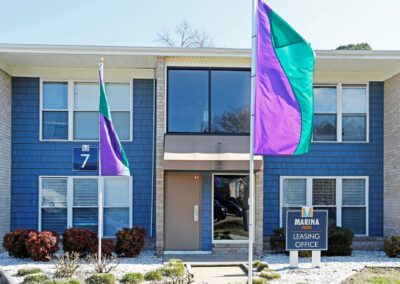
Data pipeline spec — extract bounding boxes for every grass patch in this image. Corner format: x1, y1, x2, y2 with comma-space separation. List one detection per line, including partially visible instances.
343, 267, 400, 284
144, 270, 163, 281
252, 260, 269, 272
17, 268, 43, 277
252, 278, 267, 284
260, 271, 281, 280
85, 273, 116, 284
23, 274, 49, 284
120, 273, 144, 284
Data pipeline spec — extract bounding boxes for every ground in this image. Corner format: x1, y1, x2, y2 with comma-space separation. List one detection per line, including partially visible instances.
0, 251, 399, 284
342, 267, 400, 284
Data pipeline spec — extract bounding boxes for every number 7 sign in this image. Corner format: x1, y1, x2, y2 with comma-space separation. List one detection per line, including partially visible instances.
73, 147, 98, 171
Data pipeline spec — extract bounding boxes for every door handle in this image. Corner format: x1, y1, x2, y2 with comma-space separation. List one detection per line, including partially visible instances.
194, 205, 199, 222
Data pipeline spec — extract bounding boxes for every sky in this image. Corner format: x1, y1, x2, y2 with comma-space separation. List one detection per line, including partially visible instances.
1, 0, 400, 50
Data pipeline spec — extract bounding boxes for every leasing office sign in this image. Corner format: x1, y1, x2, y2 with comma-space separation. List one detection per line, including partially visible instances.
286, 208, 328, 251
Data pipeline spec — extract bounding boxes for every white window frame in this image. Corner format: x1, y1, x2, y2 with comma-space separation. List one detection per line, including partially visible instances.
313, 83, 369, 143
279, 176, 369, 236
39, 79, 134, 142
39, 175, 133, 238
211, 173, 255, 244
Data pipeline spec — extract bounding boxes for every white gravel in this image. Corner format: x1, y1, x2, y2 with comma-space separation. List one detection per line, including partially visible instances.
262, 251, 400, 284
0, 250, 163, 283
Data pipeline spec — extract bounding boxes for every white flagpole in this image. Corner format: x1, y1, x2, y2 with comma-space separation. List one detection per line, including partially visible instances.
98, 58, 104, 263
248, 0, 258, 282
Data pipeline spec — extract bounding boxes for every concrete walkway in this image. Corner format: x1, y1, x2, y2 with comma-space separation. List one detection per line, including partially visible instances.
163, 254, 249, 265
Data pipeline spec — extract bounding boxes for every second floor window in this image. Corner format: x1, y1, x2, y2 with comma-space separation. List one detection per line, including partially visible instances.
41, 81, 132, 141
167, 68, 251, 134
313, 84, 368, 142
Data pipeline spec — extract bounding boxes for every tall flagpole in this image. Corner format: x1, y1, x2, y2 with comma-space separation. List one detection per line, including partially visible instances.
248, 0, 258, 282
98, 58, 104, 263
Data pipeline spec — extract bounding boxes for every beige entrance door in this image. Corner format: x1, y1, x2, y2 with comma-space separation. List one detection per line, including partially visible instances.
165, 173, 201, 251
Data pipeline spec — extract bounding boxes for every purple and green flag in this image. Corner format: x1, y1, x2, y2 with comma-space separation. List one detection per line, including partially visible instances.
254, 0, 315, 155
99, 62, 130, 176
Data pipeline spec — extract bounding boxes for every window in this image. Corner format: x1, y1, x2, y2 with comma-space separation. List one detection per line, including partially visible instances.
167, 69, 251, 134
281, 176, 368, 235
42, 82, 68, 140
41, 81, 132, 141
313, 84, 368, 142
40, 176, 132, 237
213, 174, 249, 242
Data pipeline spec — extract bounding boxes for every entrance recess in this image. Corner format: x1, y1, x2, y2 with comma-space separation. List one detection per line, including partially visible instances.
165, 173, 202, 251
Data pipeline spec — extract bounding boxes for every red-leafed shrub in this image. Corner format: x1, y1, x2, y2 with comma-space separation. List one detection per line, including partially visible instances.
62, 228, 97, 256
89, 239, 115, 257
25, 230, 59, 261
3, 229, 30, 258
115, 227, 146, 257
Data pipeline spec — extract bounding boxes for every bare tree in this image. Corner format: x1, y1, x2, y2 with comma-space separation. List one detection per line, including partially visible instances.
156, 19, 213, 48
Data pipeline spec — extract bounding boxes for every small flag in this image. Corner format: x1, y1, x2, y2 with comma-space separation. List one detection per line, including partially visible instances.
99, 60, 130, 176
254, 0, 315, 155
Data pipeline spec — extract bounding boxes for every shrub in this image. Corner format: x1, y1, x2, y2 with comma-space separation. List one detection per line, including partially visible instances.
25, 230, 59, 261
323, 226, 354, 256
53, 252, 81, 278
384, 236, 400, 258
299, 251, 312, 258
253, 260, 269, 272
162, 266, 185, 277
144, 270, 163, 281
44, 279, 80, 284
3, 229, 30, 258
89, 239, 115, 257
23, 274, 49, 283
115, 227, 146, 257
252, 278, 267, 284
63, 228, 97, 256
17, 268, 43, 277
260, 271, 281, 280
120, 273, 144, 284
269, 228, 285, 252
85, 273, 116, 284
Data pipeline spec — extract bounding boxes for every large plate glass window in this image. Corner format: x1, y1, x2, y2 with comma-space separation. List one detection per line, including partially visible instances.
281, 178, 306, 226
42, 82, 68, 140
313, 86, 337, 141
167, 69, 251, 134
213, 175, 249, 242
41, 178, 68, 234
73, 82, 131, 140
312, 179, 337, 227
342, 86, 367, 141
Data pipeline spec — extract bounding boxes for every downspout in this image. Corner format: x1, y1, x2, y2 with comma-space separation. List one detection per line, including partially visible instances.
149, 68, 156, 238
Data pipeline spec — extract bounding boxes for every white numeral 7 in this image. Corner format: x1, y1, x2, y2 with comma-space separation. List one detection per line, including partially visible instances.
81, 153, 90, 168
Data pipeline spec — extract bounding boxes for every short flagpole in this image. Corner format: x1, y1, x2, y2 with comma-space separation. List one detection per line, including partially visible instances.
98, 58, 104, 264
248, 0, 258, 283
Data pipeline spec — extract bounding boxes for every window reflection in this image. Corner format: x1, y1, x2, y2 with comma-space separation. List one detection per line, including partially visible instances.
213, 175, 249, 241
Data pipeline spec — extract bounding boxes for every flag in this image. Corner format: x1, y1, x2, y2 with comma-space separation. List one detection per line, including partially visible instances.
99, 61, 130, 176
254, 0, 315, 155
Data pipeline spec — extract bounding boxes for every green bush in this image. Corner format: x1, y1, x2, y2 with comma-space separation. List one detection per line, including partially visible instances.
85, 274, 116, 284
253, 260, 269, 272
17, 268, 43, 277
23, 274, 49, 283
161, 266, 185, 277
269, 228, 285, 252
144, 270, 163, 281
384, 236, 400, 258
120, 273, 144, 284
299, 251, 312, 258
44, 279, 80, 284
323, 226, 354, 256
260, 271, 281, 280
252, 278, 267, 284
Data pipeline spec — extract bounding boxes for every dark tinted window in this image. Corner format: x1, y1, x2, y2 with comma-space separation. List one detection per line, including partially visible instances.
168, 70, 209, 132
211, 71, 251, 133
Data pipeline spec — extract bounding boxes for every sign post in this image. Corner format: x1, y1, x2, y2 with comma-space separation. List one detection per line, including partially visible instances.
286, 207, 328, 268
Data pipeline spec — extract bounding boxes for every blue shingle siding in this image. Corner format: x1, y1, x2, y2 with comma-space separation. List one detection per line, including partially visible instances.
11, 77, 156, 236
201, 173, 212, 251
263, 82, 384, 237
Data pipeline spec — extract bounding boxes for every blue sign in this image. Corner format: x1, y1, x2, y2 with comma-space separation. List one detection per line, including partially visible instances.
73, 147, 98, 171
286, 209, 328, 251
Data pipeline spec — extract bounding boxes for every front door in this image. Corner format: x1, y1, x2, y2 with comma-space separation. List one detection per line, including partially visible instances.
165, 173, 201, 251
